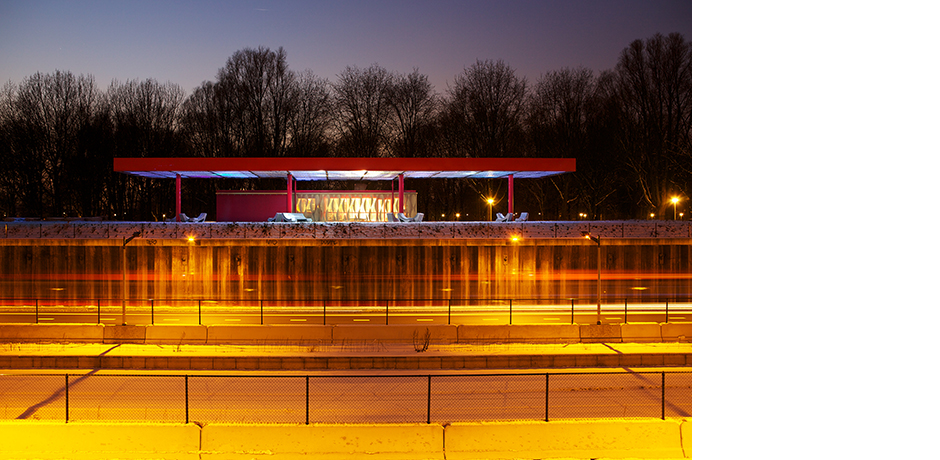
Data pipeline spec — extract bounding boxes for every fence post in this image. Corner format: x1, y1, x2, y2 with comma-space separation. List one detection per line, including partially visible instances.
185, 375, 189, 424
427, 375, 432, 424
65, 374, 69, 422
544, 373, 550, 422
571, 299, 575, 324
665, 301, 669, 323
447, 299, 452, 325
97, 299, 101, 324
385, 300, 389, 325
661, 372, 666, 420
509, 299, 513, 325
306, 376, 310, 425
35, 299, 38, 323
260, 300, 264, 325
198, 300, 202, 325
624, 300, 628, 324
323, 300, 327, 325
150, 299, 154, 325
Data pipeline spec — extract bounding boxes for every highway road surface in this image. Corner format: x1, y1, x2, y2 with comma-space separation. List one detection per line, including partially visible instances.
0, 301, 691, 326
0, 369, 691, 424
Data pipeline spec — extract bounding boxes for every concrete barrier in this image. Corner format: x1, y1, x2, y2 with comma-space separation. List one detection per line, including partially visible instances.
0, 420, 200, 459
206, 324, 333, 345
579, 324, 622, 342
201, 423, 444, 459
0, 419, 689, 459
144, 325, 207, 344
622, 323, 664, 342
444, 419, 688, 460
681, 419, 692, 456
332, 324, 458, 344
662, 322, 692, 342
0, 324, 103, 343
457, 324, 581, 343
103, 324, 146, 344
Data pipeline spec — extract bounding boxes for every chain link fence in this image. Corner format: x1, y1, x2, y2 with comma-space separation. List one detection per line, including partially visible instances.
0, 371, 690, 424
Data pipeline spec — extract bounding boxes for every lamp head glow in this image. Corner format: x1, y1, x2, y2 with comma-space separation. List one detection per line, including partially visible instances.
671, 197, 679, 204
187, 235, 196, 243
510, 235, 520, 242
487, 198, 494, 205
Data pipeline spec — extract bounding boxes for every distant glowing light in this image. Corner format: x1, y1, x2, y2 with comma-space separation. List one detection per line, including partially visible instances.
631, 287, 648, 290
510, 235, 520, 242
50, 287, 65, 291
187, 235, 196, 243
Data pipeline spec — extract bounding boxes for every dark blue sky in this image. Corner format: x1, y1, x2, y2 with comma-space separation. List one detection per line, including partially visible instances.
0, 0, 691, 94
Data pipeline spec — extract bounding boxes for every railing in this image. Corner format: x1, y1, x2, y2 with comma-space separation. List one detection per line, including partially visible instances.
0, 371, 691, 424
0, 295, 692, 325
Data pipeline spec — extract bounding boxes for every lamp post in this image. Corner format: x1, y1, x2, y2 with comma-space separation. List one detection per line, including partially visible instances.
121, 231, 141, 325
582, 232, 602, 325
487, 198, 495, 221
671, 197, 679, 220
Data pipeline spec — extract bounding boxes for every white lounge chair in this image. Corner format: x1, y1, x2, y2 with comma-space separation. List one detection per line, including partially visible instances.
192, 213, 207, 223
495, 213, 509, 222
396, 213, 412, 222
414, 213, 424, 222
387, 213, 398, 222
516, 212, 528, 222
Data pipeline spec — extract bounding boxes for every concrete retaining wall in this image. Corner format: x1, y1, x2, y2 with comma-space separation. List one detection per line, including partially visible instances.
3, 220, 691, 240
0, 419, 690, 459
0, 223, 690, 303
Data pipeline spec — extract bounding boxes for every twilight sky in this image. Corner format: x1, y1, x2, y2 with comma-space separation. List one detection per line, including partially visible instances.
0, 0, 691, 95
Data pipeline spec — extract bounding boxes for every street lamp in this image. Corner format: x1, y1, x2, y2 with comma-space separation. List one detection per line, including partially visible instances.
671, 197, 679, 220
486, 198, 495, 221
121, 231, 141, 325
582, 231, 602, 325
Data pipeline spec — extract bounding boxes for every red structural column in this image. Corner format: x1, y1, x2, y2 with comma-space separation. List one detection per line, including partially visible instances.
508, 174, 514, 218
398, 174, 405, 214
287, 173, 294, 213
175, 174, 181, 222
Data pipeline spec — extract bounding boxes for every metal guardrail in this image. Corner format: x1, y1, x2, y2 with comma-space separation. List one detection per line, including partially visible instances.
0, 371, 692, 424
0, 296, 692, 325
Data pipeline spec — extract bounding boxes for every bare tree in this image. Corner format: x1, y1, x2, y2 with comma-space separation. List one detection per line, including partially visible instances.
215, 46, 298, 157
0, 82, 20, 216
181, 80, 238, 157
107, 78, 186, 219
332, 64, 394, 157
3, 71, 99, 218
286, 70, 333, 157
527, 67, 596, 219
604, 33, 692, 216
388, 69, 438, 158
445, 59, 528, 158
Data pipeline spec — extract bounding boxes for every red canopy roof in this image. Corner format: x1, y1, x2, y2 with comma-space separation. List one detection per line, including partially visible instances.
114, 157, 576, 180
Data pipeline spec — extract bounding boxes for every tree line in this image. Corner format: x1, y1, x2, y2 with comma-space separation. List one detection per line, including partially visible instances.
0, 33, 690, 222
